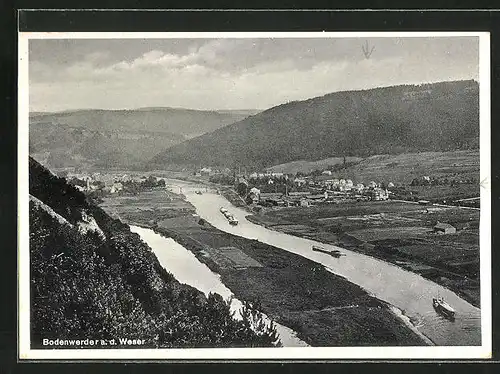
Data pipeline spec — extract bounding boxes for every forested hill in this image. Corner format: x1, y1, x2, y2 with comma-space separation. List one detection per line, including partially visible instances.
151, 80, 479, 169
28, 157, 279, 348
29, 107, 259, 137
29, 107, 259, 170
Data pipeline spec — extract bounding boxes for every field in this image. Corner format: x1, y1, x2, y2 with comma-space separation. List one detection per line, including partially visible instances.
326, 150, 479, 185
98, 189, 427, 347
249, 200, 480, 307
99, 189, 195, 226
407, 185, 479, 205
266, 156, 363, 174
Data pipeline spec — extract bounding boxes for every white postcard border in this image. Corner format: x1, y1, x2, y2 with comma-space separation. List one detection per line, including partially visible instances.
18, 31, 492, 360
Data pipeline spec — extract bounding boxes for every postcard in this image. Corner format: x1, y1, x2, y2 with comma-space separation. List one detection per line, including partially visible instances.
18, 30, 491, 360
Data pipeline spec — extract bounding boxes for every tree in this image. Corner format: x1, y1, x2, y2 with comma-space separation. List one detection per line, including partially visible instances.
239, 300, 282, 347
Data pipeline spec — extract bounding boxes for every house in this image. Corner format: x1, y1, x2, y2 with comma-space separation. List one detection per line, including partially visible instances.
249, 187, 261, 196
434, 222, 456, 235
294, 178, 306, 187
247, 193, 260, 205
366, 188, 389, 201
248, 187, 261, 203
200, 167, 212, 176
322, 170, 332, 175
355, 183, 365, 192
376, 189, 389, 200
110, 182, 123, 194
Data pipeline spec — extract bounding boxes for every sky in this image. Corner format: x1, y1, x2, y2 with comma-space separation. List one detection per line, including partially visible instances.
28, 36, 480, 112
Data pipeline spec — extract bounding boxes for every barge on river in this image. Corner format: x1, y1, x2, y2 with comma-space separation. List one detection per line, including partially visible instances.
220, 207, 239, 225
312, 245, 345, 258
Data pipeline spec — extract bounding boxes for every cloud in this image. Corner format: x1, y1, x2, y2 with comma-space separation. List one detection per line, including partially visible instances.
28, 37, 479, 112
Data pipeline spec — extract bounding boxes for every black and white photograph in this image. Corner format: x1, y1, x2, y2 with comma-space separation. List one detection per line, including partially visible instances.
18, 31, 491, 360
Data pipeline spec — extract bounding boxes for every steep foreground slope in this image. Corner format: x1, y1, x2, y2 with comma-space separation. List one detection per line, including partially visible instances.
29, 157, 279, 348
152, 80, 479, 169
29, 108, 258, 169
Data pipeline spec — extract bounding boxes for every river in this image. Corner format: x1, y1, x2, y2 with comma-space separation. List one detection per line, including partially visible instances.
165, 180, 481, 347
129, 225, 309, 347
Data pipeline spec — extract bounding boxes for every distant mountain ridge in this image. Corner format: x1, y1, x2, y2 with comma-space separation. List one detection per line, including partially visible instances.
29, 107, 259, 169
151, 80, 479, 170
29, 107, 260, 137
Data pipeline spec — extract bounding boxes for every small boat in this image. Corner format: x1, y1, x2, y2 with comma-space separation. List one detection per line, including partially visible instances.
195, 191, 203, 195
228, 218, 239, 226
433, 297, 456, 319
220, 207, 228, 214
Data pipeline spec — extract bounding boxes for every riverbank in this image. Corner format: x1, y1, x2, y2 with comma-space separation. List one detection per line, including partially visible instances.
386, 305, 435, 346
129, 225, 308, 347
218, 187, 252, 210
99, 188, 429, 347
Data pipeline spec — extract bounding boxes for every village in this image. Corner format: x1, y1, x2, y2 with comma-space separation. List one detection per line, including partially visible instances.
63, 171, 166, 197
200, 166, 478, 209
59, 159, 479, 212
234, 174, 391, 208
59, 166, 391, 203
